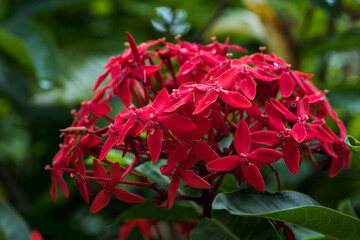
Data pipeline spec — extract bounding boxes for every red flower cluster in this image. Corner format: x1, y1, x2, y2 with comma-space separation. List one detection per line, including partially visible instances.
47, 33, 350, 220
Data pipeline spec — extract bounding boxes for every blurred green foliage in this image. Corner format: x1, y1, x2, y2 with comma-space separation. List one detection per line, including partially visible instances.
0, 0, 359, 239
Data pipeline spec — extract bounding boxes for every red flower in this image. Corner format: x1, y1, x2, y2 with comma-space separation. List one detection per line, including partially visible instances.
90, 161, 145, 213
207, 120, 282, 191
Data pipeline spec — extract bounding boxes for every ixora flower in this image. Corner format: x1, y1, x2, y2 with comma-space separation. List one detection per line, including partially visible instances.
47, 32, 351, 239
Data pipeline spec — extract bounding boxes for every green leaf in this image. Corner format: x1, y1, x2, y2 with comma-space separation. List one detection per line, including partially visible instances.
190, 210, 283, 240
0, 27, 34, 72
114, 201, 199, 222
307, 0, 341, 18
0, 198, 30, 240
302, 29, 360, 57
345, 135, 360, 161
5, 18, 61, 82
338, 199, 358, 219
213, 190, 360, 240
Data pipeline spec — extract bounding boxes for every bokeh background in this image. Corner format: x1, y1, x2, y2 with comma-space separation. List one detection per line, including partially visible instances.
0, 0, 360, 239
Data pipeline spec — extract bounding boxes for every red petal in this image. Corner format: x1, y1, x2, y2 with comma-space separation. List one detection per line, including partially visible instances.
168, 144, 190, 163
180, 170, 210, 189
245, 102, 263, 119
214, 67, 238, 89
93, 159, 108, 179
179, 56, 201, 75
240, 74, 257, 100
91, 102, 112, 116
168, 177, 180, 209
251, 131, 282, 145
111, 188, 145, 203
99, 131, 117, 161
53, 169, 69, 198
219, 90, 252, 109
115, 78, 131, 107
234, 120, 251, 154
283, 138, 300, 175
292, 123, 307, 143
153, 88, 169, 115
193, 90, 218, 115
279, 71, 295, 98
206, 156, 240, 171
90, 189, 111, 213
126, 32, 140, 62
74, 176, 90, 203
158, 114, 196, 132
296, 97, 309, 117
165, 93, 193, 113
142, 65, 161, 75
270, 98, 298, 122
264, 102, 285, 131
192, 141, 219, 162
92, 68, 110, 93
117, 114, 136, 145
136, 106, 157, 122
148, 124, 163, 163
160, 163, 176, 176
109, 162, 122, 187
329, 147, 351, 177
80, 134, 102, 148
247, 148, 283, 166
241, 163, 265, 192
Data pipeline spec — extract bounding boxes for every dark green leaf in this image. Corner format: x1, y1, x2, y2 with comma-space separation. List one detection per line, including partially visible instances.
302, 29, 360, 57
307, 0, 341, 18
114, 201, 199, 222
0, 27, 34, 72
345, 135, 360, 161
5, 18, 61, 82
190, 210, 283, 240
338, 199, 358, 219
0, 198, 30, 240
213, 190, 360, 240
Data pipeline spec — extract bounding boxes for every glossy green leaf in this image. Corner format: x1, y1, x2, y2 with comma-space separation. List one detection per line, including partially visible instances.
190, 210, 283, 240
0, 27, 34, 72
338, 199, 358, 219
0, 198, 30, 240
213, 190, 360, 240
345, 135, 360, 161
114, 201, 199, 222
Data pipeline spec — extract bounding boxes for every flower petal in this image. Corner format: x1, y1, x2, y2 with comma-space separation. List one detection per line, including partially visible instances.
99, 131, 117, 161
91, 102, 112, 116
126, 32, 140, 62
234, 119, 251, 154
292, 122, 307, 143
93, 159, 108, 179
117, 114, 136, 145
111, 188, 145, 203
180, 170, 210, 189
168, 144, 190, 163
264, 102, 285, 131
240, 73, 257, 100
158, 114, 196, 132
192, 141, 219, 162
251, 130, 282, 145
283, 138, 300, 175
92, 68, 110, 93
296, 97, 309, 117
193, 90, 218, 115
279, 71, 295, 98
247, 148, 283, 166
109, 162, 122, 187
153, 88, 170, 115
148, 124, 163, 163
206, 156, 240, 171
219, 90, 252, 109
90, 189, 111, 213
241, 163, 265, 192
270, 98, 298, 122
209, 67, 237, 89
168, 177, 180, 209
